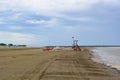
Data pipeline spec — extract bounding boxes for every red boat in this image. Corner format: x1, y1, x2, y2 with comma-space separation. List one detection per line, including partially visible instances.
43, 47, 53, 51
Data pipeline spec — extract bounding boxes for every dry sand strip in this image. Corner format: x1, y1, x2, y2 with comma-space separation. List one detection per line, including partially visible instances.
0, 48, 120, 80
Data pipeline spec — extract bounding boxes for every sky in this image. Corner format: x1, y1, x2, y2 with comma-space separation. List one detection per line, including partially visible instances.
0, 0, 120, 46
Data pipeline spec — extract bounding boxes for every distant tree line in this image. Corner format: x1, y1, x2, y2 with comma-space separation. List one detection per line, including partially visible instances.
0, 43, 27, 47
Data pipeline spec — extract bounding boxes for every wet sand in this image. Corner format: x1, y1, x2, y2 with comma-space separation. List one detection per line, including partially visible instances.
0, 48, 120, 80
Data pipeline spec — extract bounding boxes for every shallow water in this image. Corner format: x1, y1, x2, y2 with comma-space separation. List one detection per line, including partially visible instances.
92, 47, 120, 70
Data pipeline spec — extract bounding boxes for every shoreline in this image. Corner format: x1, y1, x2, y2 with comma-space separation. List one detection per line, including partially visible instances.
90, 51, 120, 74
90, 47, 120, 73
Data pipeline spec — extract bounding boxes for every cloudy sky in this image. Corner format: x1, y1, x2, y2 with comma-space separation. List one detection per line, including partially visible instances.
0, 0, 120, 46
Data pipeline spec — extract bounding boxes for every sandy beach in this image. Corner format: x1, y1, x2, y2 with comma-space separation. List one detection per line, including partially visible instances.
0, 48, 120, 80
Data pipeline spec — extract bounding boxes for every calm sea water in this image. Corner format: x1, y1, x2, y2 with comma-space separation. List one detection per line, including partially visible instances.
92, 47, 120, 70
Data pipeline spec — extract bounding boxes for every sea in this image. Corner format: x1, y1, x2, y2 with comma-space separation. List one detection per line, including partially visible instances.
91, 47, 120, 70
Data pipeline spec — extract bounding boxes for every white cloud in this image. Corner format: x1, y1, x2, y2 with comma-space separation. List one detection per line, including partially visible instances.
64, 25, 95, 33
26, 20, 46, 24
0, 31, 48, 46
0, 31, 34, 44
59, 14, 93, 22
26, 18, 59, 28
0, 0, 119, 26
11, 12, 23, 20
0, 0, 119, 15
0, 0, 119, 46
102, 0, 120, 6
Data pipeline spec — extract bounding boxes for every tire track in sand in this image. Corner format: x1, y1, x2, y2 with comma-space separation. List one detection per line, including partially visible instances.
38, 50, 120, 80
18, 53, 64, 80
